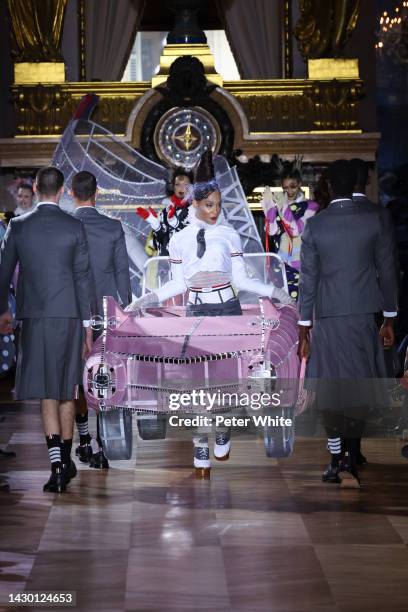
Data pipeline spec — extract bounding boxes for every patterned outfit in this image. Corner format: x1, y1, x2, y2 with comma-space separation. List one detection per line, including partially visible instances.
153, 195, 190, 256
265, 193, 318, 300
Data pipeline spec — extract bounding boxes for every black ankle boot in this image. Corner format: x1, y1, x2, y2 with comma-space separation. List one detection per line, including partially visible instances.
75, 443, 92, 463
43, 467, 66, 493
89, 450, 109, 469
322, 463, 341, 483
63, 460, 77, 484
339, 453, 361, 488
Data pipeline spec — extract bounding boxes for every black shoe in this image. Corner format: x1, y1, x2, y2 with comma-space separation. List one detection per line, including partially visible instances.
43, 468, 66, 493
63, 460, 77, 484
75, 443, 92, 463
356, 451, 367, 466
339, 462, 361, 489
401, 445, 408, 460
89, 450, 109, 469
0, 449, 16, 459
322, 463, 341, 483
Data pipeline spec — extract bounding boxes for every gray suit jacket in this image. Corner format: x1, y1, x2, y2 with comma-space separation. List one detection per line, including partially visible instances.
74, 207, 131, 316
299, 198, 398, 321
0, 203, 91, 320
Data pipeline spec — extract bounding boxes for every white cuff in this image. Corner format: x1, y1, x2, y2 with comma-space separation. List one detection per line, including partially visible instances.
298, 320, 312, 326
148, 217, 160, 232
383, 311, 397, 318
83, 320, 91, 328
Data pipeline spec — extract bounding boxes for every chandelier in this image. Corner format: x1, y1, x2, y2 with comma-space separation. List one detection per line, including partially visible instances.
376, 1, 408, 63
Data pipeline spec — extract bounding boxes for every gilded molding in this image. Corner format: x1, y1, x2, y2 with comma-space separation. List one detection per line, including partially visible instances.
0, 131, 380, 169
11, 77, 363, 138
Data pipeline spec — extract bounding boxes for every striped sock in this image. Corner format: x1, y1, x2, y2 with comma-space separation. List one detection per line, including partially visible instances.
328, 437, 342, 467
75, 412, 91, 445
45, 434, 62, 472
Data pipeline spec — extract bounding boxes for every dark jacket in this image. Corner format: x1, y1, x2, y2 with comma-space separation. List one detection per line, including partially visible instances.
74, 207, 131, 316
299, 198, 398, 321
0, 203, 91, 320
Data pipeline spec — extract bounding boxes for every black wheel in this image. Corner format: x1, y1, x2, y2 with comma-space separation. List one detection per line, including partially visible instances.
137, 415, 167, 440
98, 408, 133, 460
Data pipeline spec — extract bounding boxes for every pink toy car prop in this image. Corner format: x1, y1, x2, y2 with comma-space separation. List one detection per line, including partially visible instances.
84, 291, 302, 460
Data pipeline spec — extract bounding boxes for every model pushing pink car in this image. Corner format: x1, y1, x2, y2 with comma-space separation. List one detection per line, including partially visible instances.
84, 151, 301, 478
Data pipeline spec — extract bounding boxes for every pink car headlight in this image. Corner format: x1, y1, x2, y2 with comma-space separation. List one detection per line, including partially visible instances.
83, 353, 127, 411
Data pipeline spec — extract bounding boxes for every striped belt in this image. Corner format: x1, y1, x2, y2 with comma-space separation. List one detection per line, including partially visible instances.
188, 283, 236, 305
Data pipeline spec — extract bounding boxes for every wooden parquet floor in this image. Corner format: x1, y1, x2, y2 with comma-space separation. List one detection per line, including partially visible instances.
1, 381, 408, 612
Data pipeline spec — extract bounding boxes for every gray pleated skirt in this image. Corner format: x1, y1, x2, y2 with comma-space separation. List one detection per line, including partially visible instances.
306, 313, 389, 411
16, 318, 83, 401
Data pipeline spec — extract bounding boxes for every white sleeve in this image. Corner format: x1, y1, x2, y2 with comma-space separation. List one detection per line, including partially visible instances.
155, 237, 188, 302
229, 232, 273, 297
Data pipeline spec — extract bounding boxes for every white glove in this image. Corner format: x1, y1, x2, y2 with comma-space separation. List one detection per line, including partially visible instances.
261, 186, 278, 215
125, 292, 159, 312
270, 285, 295, 305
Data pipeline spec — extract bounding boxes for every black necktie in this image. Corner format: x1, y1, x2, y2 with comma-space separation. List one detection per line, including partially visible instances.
196, 228, 206, 258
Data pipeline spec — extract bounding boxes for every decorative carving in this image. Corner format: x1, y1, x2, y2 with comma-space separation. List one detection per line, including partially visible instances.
305, 80, 362, 130
13, 85, 70, 135
10, 77, 363, 137
295, 0, 361, 59
93, 98, 136, 134
236, 93, 313, 132
11, 83, 148, 136
7, 0, 68, 62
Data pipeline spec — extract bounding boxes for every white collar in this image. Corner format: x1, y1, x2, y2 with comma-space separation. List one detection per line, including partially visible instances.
14, 205, 35, 215
352, 192, 366, 198
330, 198, 353, 204
75, 205, 97, 211
187, 206, 228, 229
37, 201, 59, 207
285, 191, 305, 205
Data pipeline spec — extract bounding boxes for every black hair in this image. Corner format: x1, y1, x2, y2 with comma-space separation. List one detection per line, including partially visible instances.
35, 167, 64, 197
72, 171, 97, 201
350, 158, 369, 190
172, 167, 194, 185
275, 158, 302, 184
194, 149, 215, 183
327, 160, 357, 198
281, 169, 302, 183
17, 183, 34, 195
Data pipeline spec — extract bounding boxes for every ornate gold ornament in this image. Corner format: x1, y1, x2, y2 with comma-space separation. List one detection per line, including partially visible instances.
295, 0, 361, 59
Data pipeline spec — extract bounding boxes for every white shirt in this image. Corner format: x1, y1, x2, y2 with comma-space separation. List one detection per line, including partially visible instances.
155, 208, 275, 302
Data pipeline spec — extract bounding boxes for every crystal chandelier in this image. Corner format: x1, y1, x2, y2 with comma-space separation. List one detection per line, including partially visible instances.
376, 2, 408, 63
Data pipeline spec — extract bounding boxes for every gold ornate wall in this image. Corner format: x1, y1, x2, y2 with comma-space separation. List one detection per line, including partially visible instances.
0, 1, 379, 169
10, 75, 362, 138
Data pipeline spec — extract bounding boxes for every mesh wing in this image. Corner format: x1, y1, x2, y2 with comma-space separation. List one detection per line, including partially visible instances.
52, 118, 263, 293
214, 155, 263, 254
52, 118, 168, 293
